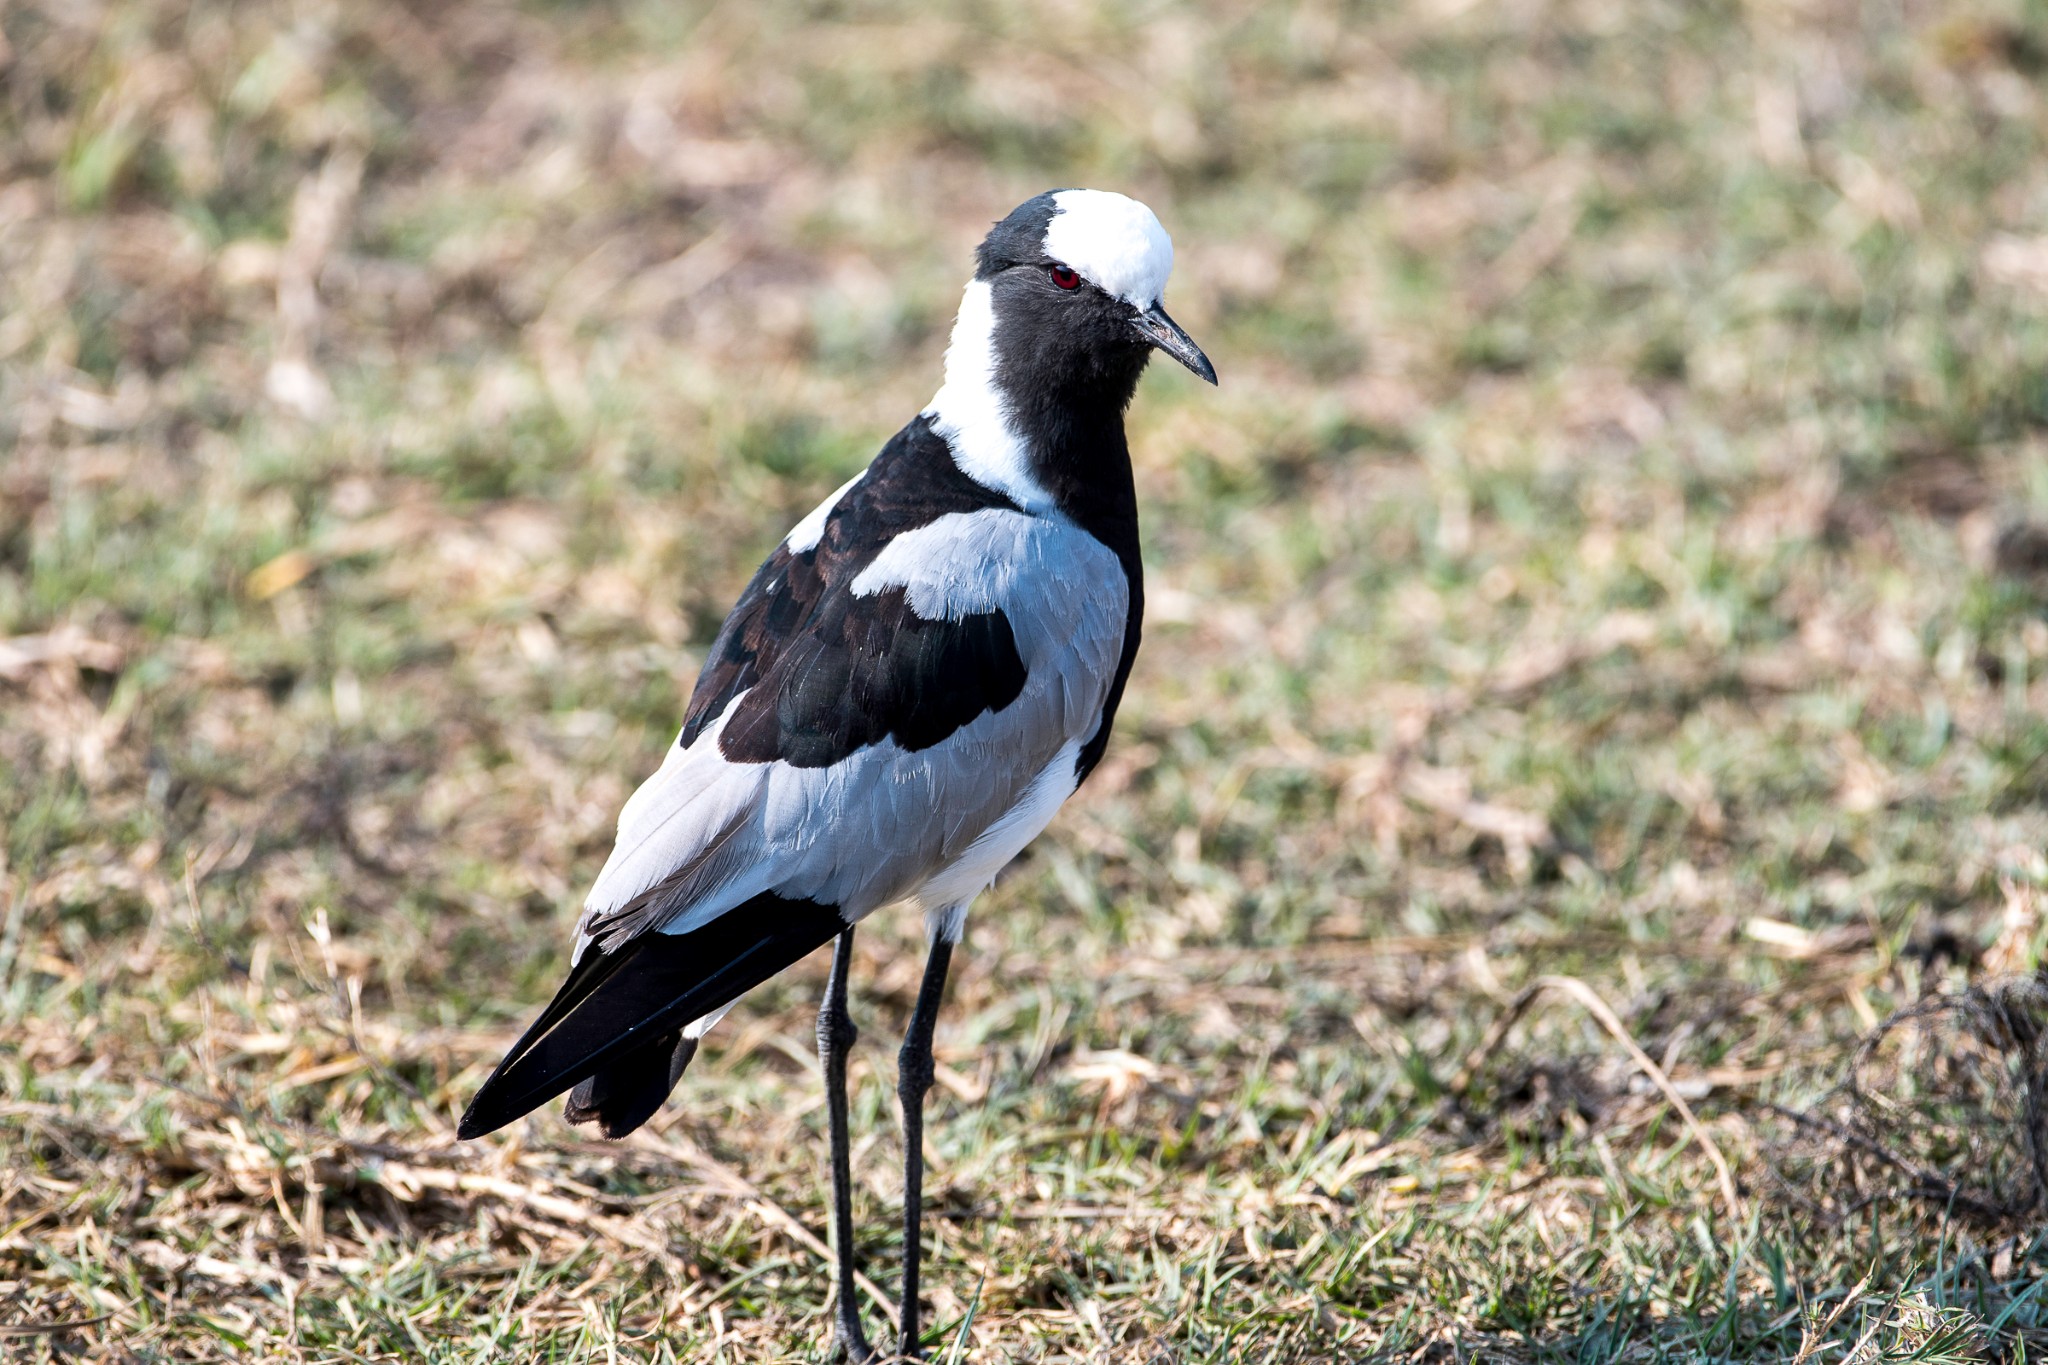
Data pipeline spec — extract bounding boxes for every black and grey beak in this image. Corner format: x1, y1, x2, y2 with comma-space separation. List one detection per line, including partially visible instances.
1132, 303, 1217, 385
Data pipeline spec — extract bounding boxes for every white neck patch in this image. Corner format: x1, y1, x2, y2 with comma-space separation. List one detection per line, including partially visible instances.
1043, 189, 1174, 307
921, 279, 1053, 511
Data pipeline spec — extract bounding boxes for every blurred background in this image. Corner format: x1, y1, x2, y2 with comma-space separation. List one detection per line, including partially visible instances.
5, 0, 2048, 1359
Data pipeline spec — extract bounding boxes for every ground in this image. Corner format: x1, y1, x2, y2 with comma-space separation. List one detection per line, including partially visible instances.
5, 0, 2048, 1361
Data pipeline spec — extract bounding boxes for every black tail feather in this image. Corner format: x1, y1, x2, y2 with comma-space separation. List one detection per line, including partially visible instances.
458, 892, 846, 1140
564, 1031, 699, 1138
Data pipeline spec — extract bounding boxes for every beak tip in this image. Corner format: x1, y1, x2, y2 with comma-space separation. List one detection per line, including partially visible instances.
1134, 302, 1217, 388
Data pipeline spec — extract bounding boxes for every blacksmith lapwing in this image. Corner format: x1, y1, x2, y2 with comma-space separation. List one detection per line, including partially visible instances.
458, 189, 1214, 1359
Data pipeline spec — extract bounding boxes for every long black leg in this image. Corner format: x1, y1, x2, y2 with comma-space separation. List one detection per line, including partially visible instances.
896, 933, 954, 1360
818, 930, 874, 1363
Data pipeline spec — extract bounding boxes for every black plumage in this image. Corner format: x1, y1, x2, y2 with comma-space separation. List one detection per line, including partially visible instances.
720, 586, 1026, 766
563, 1029, 697, 1139
456, 892, 847, 1140
682, 416, 1028, 768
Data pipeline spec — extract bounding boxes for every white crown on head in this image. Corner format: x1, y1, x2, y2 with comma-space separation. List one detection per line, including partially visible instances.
1043, 190, 1175, 307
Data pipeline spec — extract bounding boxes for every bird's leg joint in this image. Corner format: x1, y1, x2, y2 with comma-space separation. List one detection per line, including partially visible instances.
897, 1033, 936, 1105
819, 999, 859, 1056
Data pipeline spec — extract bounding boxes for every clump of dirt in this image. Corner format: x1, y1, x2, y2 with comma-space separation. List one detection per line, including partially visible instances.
1764, 975, 2048, 1232
1447, 1051, 1631, 1143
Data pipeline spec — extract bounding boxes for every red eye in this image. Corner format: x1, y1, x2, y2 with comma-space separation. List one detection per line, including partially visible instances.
1049, 265, 1080, 290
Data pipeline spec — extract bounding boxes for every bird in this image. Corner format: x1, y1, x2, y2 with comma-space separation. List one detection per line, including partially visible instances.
457, 188, 1214, 1360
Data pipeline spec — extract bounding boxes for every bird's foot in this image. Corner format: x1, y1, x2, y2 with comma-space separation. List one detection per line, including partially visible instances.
830, 1317, 878, 1364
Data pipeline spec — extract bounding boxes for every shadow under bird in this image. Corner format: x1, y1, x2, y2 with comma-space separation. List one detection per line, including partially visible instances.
459, 188, 1215, 1360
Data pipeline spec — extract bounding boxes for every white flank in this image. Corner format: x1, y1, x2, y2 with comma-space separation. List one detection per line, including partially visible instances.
922, 280, 1052, 512
783, 473, 862, 554
914, 737, 1081, 913
1044, 189, 1175, 306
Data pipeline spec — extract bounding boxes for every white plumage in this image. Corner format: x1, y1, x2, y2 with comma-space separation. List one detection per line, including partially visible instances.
922, 279, 1052, 512
1044, 189, 1176, 306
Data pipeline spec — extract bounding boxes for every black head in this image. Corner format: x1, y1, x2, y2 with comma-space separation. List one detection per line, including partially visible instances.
969, 189, 1216, 412
923, 190, 1214, 523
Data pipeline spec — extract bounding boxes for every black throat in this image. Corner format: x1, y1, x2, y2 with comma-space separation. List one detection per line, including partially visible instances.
983, 271, 1151, 558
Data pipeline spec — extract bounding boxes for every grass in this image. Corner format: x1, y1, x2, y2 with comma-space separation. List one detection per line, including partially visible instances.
5, 0, 2048, 1359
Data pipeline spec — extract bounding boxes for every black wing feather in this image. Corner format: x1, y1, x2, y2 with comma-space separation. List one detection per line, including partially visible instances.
679, 415, 1027, 769
562, 1030, 698, 1139
718, 586, 1024, 766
